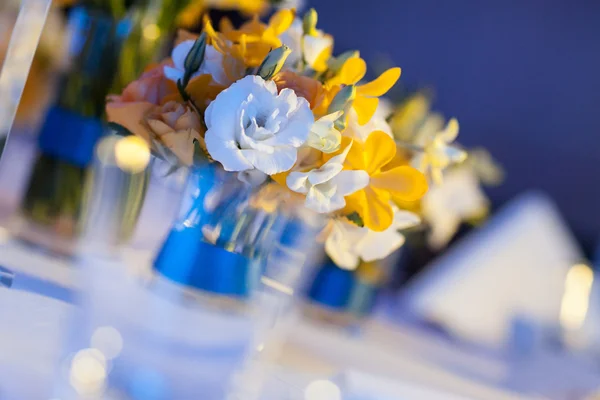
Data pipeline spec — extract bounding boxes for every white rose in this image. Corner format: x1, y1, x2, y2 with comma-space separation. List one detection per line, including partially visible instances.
164, 41, 229, 86
205, 75, 314, 175
325, 207, 420, 270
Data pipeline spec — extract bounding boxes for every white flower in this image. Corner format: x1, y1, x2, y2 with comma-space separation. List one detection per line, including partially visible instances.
303, 33, 333, 70
412, 118, 467, 184
325, 207, 421, 270
279, 17, 333, 71
280, 18, 303, 67
306, 111, 343, 153
205, 75, 313, 175
287, 143, 368, 213
237, 170, 268, 187
422, 166, 489, 249
164, 41, 229, 86
343, 106, 393, 143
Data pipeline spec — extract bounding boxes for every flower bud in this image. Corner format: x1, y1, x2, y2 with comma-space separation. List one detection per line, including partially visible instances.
183, 32, 207, 86
257, 45, 292, 80
327, 85, 356, 130
303, 8, 318, 36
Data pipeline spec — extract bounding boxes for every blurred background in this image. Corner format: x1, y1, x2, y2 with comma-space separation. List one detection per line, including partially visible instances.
309, 0, 600, 255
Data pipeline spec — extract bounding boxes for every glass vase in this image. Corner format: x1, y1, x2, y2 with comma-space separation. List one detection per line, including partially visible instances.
304, 260, 386, 331
111, 0, 191, 93
13, 6, 136, 255
53, 164, 324, 399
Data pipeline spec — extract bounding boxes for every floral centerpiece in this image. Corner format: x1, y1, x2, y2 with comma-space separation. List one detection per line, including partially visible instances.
107, 7, 430, 276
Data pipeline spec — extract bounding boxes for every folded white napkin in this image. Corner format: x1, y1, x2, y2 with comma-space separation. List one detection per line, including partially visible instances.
403, 192, 583, 346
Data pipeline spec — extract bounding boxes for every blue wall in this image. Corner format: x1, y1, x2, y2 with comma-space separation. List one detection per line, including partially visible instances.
309, 0, 600, 252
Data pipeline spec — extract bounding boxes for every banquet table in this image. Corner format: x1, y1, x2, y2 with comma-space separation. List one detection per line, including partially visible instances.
1, 134, 599, 400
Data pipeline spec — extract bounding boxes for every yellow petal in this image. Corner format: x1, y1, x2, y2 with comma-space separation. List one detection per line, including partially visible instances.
339, 57, 367, 85
313, 47, 332, 72
203, 17, 228, 54
177, 1, 206, 29
271, 171, 289, 187
219, 17, 235, 34
363, 130, 396, 173
440, 118, 460, 142
371, 166, 428, 202
267, 9, 295, 36
357, 67, 401, 97
346, 187, 394, 232
353, 95, 379, 125
341, 137, 366, 171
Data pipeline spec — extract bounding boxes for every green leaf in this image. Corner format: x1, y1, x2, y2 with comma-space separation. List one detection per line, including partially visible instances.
183, 32, 207, 87
346, 212, 364, 227
107, 122, 133, 137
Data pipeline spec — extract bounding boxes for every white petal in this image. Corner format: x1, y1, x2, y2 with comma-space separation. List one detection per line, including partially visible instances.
307, 163, 343, 185
308, 111, 343, 153
171, 40, 194, 70
327, 193, 347, 212
319, 110, 344, 124
332, 170, 369, 196
357, 230, 406, 262
303, 34, 333, 67
240, 146, 297, 175
262, 95, 313, 148
324, 142, 352, 167
163, 66, 184, 83
205, 134, 253, 172
324, 221, 365, 270
279, 18, 303, 67
305, 186, 333, 213
199, 45, 228, 85
287, 171, 311, 194
325, 239, 359, 270
205, 80, 253, 140
343, 107, 393, 143
392, 209, 421, 230
445, 145, 468, 163
305, 185, 346, 213
237, 169, 267, 187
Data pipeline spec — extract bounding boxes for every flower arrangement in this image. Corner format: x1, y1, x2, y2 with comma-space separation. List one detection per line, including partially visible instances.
107, 7, 440, 271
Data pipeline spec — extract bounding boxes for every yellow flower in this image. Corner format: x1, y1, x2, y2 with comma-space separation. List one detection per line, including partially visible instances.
178, 0, 269, 28
206, 9, 295, 67
342, 131, 428, 231
389, 93, 431, 142
328, 57, 401, 126
412, 118, 467, 185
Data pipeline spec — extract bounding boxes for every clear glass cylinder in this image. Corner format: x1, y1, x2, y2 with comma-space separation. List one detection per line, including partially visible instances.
53, 159, 324, 399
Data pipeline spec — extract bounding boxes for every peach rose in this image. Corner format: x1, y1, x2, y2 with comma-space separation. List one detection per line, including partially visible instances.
145, 101, 203, 166
111, 62, 177, 105
106, 62, 178, 144
273, 71, 325, 110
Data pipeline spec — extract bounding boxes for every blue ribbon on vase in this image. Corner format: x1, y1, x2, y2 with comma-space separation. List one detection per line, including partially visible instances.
308, 261, 379, 317
37, 107, 105, 167
153, 166, 257, 298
